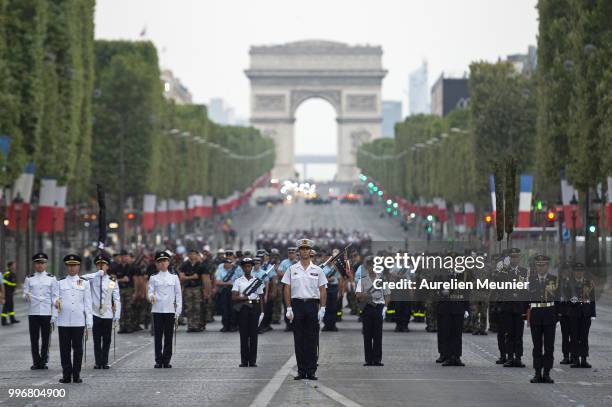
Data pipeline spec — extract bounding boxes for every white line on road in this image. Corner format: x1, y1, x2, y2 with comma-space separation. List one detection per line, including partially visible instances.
248, 354, 296, 407
290, 369, 363, 407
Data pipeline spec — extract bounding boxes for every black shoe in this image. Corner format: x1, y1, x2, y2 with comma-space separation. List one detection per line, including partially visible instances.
454, 359, 465, 367
249, 364, 258, 367
94, 365, 101, 369
103, 365, 110, 369
560, 356, 571, 365
306, 374, 318, 380
284, 326, 293, 332
503, 359, 514, 367
530, 373, 542, 383
59, 377, 71, 384
187, 328, 199, 332
363, 362, 372, 366
132, 325, 143, 331
570, 361, 581, 368
220, 327, 229, 332
373, 362, 384, 366
1, 317, 8, 326
514, 358, 525, 368
30, 365, 40, 370
154, 363, 163, 368
294, 374, 305, 380
321, 326, 332, 332
495, 357, 507, 365
472, 331, 480, 335
239, 363, 248, 367
541, 374, 554, 384
442, 358, 456, 366
73, 376, 82, 383
40, 364, 48, 370
580, 358, 592, 368
479, 331, 488, 335
229, 327, 238, 332
435, 356, 446, 364
163, 364, 172, 368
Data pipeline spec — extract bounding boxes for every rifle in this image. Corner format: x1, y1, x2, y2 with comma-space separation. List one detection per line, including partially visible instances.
222, 263, 238, 283
243, 276, 264, 297
357, 284, 376, 312
96, 184, 107, 251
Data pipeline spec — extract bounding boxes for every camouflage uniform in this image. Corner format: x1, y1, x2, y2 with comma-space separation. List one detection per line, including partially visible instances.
179, 260, 204, 331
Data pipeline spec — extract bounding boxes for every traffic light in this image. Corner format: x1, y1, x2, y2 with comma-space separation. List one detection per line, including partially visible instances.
386, 199, 393, 205
377, 190, 383, 197
587, 215, 597, 234
425, 224, 433, 234
392, 202, 398, 209
546, 210, 555, 223
485, 214, 492, 224
536, 200, 543, 211
392, 210, 398, 217
127, 212, 136, 220
426, 214, 433, 222
359, 174, 367, 182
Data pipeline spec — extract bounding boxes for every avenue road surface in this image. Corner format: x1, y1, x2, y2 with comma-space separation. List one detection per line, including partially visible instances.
1, 199, 611, 406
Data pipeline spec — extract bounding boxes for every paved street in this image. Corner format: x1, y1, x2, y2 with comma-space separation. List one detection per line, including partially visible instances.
1, 201, 612, 407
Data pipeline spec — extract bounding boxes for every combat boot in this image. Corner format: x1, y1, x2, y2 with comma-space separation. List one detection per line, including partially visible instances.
530, 369, 542, 383
1, 316, 7, 326
541, 369, 554, 383
580, 357, 591, 368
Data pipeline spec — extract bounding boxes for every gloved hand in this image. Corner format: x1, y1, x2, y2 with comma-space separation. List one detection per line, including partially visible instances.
25, 293, 31, 302
496, 261, 504, 272
286, 307, 294, 321
113, 319, 119, 329
464, 310, 469, 319
86, 323, 93, 330
382, 306, 387, 318
503, 256, 511, 267
591, 316, 596, 321
318, 307, 326, 323
150, 295, 156, 305
51, 316, 57, 325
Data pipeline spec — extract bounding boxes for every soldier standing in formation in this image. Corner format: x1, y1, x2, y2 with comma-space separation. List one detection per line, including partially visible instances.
148, 251, 182, 368
567, 262, 596, 368
80, 253, 121, 369
527, 254, 557, 384
112, 251, 136, 333
356, 256, 389, 366
232, 257, 264, 367
490, 254, 507, 364
216, 251, 242, 332
23, 253, 57, 370
557, 262, 573, 365
282, 239, 327, 380
501, 248, 528, 368
279, 247, 297, 331
2, 261, 19, 325
179, 248, 206, 332
54, 254, 92, 384
468, 251, 488, 336
321, 249, 340, 332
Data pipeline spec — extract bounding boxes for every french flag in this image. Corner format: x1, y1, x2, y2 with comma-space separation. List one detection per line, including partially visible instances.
53, 185, 67, 232
201, 196, 213, 218
464, 202, 476, 229
142, 194, 156, 231
7, 162, 35, 231
454, 204, 465, 226
156, 199, 168, 226
434, 198, 447, 222
35, 179, 58, 233
517, 175, 533, 227
187, 195, 198, 220
489, 175, 496, 220
561, 178, 582, 230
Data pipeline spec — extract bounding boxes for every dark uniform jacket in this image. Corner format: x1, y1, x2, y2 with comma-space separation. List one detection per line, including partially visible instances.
565, 278, 596, 318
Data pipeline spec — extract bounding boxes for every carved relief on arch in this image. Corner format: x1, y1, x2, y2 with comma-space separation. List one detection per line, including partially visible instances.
349, 129, 371, 155
290, 89, 341, 116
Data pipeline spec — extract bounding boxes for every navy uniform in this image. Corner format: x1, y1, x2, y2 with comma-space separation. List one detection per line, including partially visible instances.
216, 251, 243, 332
566, 262, 596, 368
232, 258, 264, 367
528, 255, 558, 384
490, 254, 508, 364
557, 262, 573, 365
502, 248, 528, 368
282, 239, 327, 380
1, 261, 19, 325
356, 257, 390, 366
80, 253, 121, 369
321, 256, 340, 332
148, 251, 182, 368
278, 247, 297, 331
23, 253, 58, 369
54, 254, 93, 384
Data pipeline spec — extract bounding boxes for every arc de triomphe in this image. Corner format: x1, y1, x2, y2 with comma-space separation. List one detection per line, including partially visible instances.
245, 40, 387, 181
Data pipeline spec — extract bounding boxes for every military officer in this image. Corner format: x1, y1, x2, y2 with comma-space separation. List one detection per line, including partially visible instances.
259, 254, 278, 333
148, 251, 182, 368
282, 239, 327, 380
356, 256, 390, 366
322, 250, 340, 332
2, 261, 19, 325
557, 262, 573, 365
216, 251, 242, 332
80, 253, 121, 369
111, 250, 135, 333
502, 248, 528, 367
490, 254, 507, 364
179, 248, 206, 332
54, 254, 93, 384
23, 253, 58, 369
468, 252, 489, 336
567, 262, 596, 368
232, 257, 264, 367
278, 247, 297, 331
527, 254, 558, 383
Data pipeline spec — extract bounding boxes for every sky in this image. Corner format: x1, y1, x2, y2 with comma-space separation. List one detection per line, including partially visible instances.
95, 0, 539, 180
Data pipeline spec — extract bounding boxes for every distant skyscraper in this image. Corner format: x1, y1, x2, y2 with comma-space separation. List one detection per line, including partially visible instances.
408, 61, 430, 115
382, 101, 402, 138
208, 98, 247, 126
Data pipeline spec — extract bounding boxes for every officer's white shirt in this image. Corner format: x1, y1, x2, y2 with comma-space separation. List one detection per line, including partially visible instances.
232, 275, 264, 300
356, 276, 389, 304
81, 270, 121, 319
23, 271, 58, 316
148, 270, 182, 315
53, 275, 93, 327
281, 261, 327, 299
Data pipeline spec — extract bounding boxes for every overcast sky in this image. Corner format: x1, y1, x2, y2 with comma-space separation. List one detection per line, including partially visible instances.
95, 0, 539, 179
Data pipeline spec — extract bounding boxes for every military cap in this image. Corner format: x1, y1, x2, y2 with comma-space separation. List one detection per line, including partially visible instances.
236, 250, 243, 258
572, 262, 586, 271
119, 249, 128, 256
287, 247, 297, 253
155, 251, 171, 262
225, 250, 234, 257
244, 250, 252, 257
256, 249, 268, 256
63, 254, 82, 265
254, 256, 262, 263
222, 258, 232, 264
32, 252, 49, 263
94, 253, 111, 265
296, 239, 314, 249
241, 257, 254, 266
509, 248, 521, 256
187, 247, 199, 254
203, 245, 211, 253
217, 248, 225, 254
534, 254, 550, 264
270, 248, 280, 255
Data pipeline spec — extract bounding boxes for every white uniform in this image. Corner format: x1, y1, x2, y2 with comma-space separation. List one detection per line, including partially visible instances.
148, 271, 182, 316
80, 270, 121, 319
232, 276, 264, 300
281, 261, 327, 299
23, 272, 58, 316
53, 275, 93, 328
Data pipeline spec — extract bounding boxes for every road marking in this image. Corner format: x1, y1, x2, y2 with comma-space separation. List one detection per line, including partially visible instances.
248, 354, 296, 407
291, 369, 363, 407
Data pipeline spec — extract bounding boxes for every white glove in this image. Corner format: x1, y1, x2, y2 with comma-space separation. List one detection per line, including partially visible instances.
318, 307, 326, 322
496, 261, 504, 272
25, 293, 31, 302
591, 317, 596, 320
150, 295, 156, 304
51, 316, 57, 325
286, 307, 294, 321
382, 306, 387, 318
464, 311, 469, 319
503, 256, 511, 267
86, 323, 93, 330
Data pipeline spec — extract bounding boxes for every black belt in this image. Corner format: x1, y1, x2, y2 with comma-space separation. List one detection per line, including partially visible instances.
292, 298, 319, 303
246, 300, 260, 304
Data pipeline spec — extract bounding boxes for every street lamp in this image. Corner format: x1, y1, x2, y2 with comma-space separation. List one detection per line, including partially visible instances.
570, 194, 578, 261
